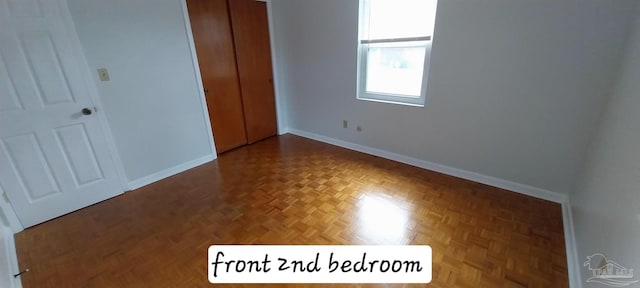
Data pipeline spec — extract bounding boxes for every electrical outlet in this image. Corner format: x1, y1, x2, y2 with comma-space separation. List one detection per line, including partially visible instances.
97, 68, 110, 81
343, 120, 348, 128
356, 125, 362, 132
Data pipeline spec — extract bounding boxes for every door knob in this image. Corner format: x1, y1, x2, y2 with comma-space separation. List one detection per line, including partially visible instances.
81, 108, 93, 115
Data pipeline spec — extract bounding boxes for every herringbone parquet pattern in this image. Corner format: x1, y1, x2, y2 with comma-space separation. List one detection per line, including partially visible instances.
15, 134, 568, 287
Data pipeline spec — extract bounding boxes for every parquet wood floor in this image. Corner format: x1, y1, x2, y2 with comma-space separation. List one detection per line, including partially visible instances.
15, 134, 568, 287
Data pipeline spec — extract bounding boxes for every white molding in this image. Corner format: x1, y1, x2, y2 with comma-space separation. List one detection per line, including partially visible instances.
61, 0, 130, 192
562, 201, 582, 288
288, 129, 568, 204
288, 129, 582, 284
265, 0, 288, 135
179, 0, 218, 158
128, 154, 214, 191
288, 129, 580, 285
0, 225, 21, 288
0, 186, 21, 233
279, 127, 291, 135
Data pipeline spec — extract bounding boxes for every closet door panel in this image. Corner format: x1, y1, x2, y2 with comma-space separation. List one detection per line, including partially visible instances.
187, 0, 247, 153
228, 0, 277, 143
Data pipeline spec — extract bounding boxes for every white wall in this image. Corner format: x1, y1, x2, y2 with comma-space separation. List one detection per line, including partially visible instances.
571, 2, 640, 286
271, 0, 637, 195
67, 0, 214, 183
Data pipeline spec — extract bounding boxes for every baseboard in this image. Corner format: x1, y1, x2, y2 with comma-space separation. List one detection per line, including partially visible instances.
128, 154, 215, 191
562, 201, 582, 288
288, 129, 568, 204
288, 129, 578, 285
0, 225, 21, 288
278, 127, 290, 135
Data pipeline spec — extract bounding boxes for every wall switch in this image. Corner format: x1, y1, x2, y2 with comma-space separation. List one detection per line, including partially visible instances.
343, 120, 348, 128
97, 68, 110, 81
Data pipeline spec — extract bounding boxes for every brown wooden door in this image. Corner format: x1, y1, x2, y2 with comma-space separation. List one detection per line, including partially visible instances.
187, 0, 247, 153
228, 0, 278, 143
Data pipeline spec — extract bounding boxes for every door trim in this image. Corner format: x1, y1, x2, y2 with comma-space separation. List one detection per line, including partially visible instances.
179, 0, 218, 157
0, 186, 22, 233
264, 0, 289, 135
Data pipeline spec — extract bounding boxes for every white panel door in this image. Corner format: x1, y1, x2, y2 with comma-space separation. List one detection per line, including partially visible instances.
0, 0, 123, 227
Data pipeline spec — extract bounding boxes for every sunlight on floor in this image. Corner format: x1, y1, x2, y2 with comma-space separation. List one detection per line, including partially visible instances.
356, 193, 411, 244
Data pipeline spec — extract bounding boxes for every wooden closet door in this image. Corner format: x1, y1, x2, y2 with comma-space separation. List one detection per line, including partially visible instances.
187, 0, 247, 153
228, 0, 278, 143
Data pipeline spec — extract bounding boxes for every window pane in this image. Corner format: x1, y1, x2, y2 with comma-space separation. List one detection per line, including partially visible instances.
365, 0, 437, 40
365, 45, 426, 97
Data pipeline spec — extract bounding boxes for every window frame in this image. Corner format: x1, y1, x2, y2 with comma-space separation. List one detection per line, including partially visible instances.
356, 0, 434, 107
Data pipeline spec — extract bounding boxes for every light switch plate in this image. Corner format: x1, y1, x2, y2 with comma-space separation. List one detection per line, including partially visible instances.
97, 68, 110, 81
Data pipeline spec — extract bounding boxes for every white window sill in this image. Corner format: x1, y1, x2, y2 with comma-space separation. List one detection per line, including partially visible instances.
356, 96, 425, 108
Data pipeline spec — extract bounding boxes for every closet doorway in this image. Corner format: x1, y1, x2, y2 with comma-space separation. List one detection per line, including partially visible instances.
187, 0, 277, 154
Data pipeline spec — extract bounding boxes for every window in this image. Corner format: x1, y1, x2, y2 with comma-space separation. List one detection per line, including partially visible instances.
357, 0, 437, 107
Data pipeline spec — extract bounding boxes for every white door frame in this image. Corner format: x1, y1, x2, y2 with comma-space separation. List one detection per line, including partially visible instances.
264, 0, 289, 135
179, 0, 218, 157
0, 186, 21, 234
